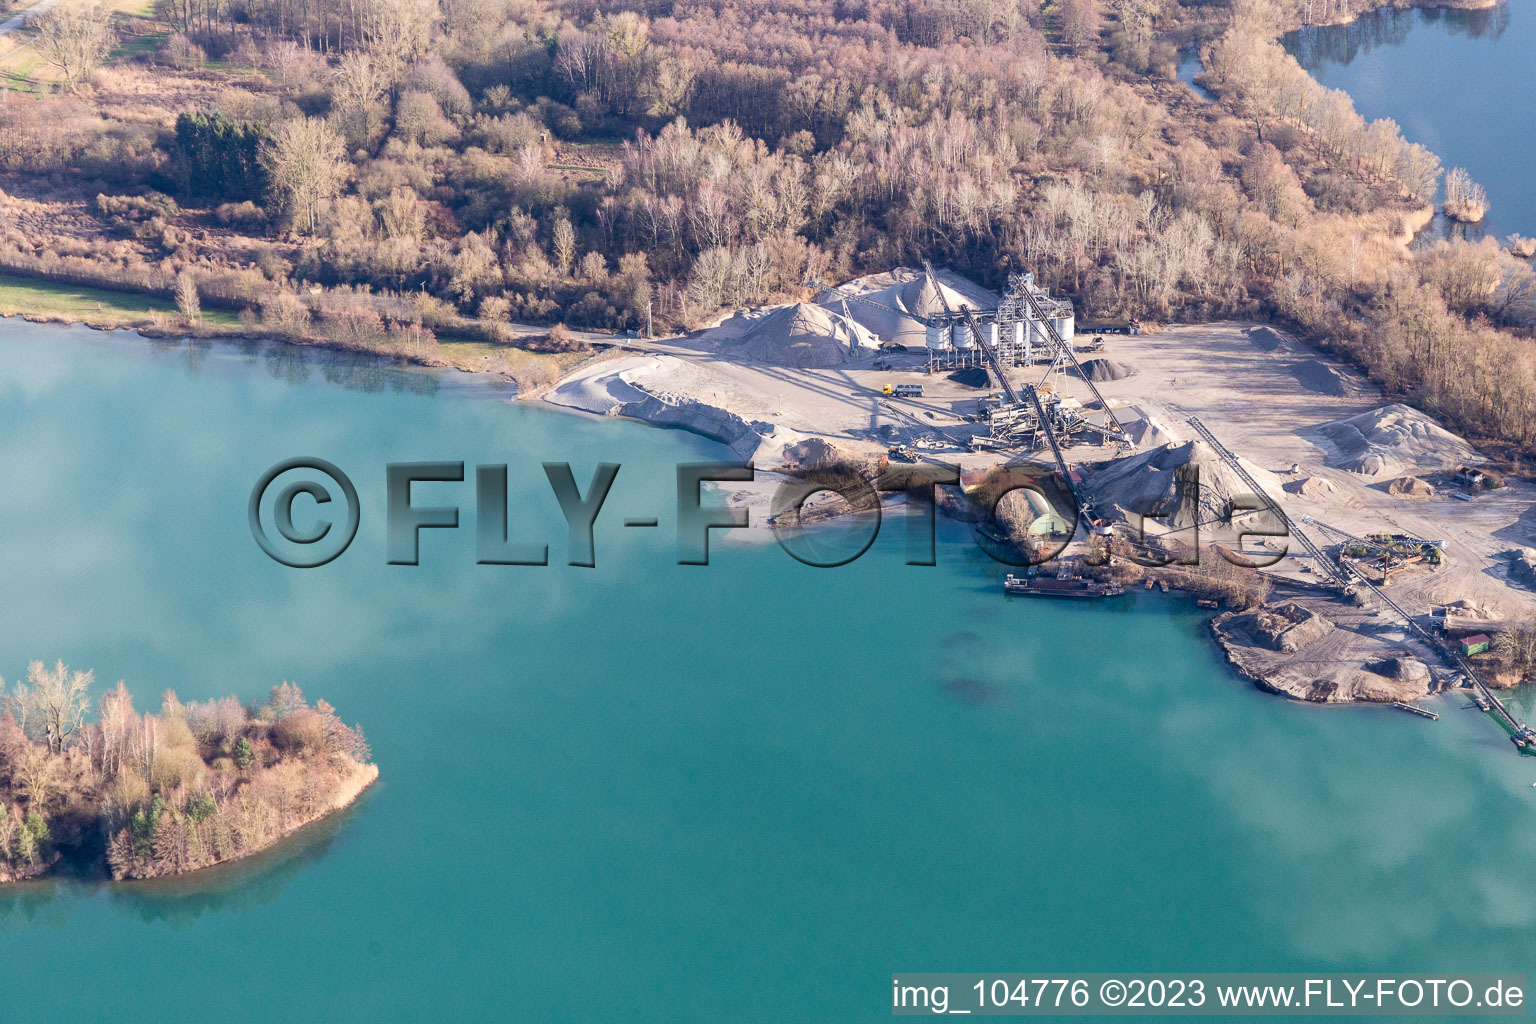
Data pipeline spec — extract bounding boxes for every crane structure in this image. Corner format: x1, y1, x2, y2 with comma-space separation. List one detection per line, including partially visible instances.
1184, 417, 1351, 588
1298, 516, 1442, 585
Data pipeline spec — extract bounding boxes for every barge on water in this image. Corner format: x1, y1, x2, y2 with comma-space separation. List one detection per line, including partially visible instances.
1003, 573, 1125, 599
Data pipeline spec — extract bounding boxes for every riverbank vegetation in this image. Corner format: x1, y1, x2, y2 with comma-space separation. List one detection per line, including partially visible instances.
1, 0, 1534, 446
0, 663, 374, 882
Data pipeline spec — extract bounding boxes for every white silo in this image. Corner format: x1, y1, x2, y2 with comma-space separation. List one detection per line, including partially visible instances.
1012, 320, 1031, 364
925, 323, 952, 351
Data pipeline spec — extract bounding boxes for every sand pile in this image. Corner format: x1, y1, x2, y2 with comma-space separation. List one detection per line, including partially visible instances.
1387, 475, 1435, 500
818, 268, 996, 346
1118, 407, 1172, 447
1250, 602, 1334, 653
736, 303, 875, 368
1510, 549, 1536, 589
1076, 358, 1134, 382
1292, 358, 1346, 396
783, 437, 867, 471
1314, 404, 1476, 477
1286, 475, 1335, 498
1247, 326, 1286, 351
1087, 440, 1285, 532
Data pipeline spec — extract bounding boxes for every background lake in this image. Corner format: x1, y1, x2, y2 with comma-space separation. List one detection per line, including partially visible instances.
1, 321, 1534, 1021
1283, 3, 1535, 244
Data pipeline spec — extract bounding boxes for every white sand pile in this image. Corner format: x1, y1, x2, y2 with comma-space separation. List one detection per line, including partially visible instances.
1314, 403, 1476, 477
1292, 358, 1346, 396
1286, 475, 1336, 498
1088, 440, 1286, 532
734, 302, 876, 368
1118, 407, 1173, 447
1387, 475, 1436, 500
1076, 358, 1134, 382
817, 267, 998, 346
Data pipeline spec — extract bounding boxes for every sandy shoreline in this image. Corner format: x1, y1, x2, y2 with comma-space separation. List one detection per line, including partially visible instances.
527, 268, 1536, 708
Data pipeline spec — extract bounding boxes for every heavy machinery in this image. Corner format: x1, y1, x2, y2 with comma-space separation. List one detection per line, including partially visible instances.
1298, 517, 1443, 585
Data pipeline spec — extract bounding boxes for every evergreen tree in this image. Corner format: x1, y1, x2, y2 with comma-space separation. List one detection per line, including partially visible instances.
174, 112, 268, 201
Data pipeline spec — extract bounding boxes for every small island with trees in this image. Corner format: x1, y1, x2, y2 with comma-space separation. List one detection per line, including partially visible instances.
0, 660, 376, 883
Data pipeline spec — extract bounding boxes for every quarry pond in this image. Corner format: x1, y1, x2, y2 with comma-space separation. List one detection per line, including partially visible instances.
1282, 2, 1536, 242
1, 319, 1535, 1019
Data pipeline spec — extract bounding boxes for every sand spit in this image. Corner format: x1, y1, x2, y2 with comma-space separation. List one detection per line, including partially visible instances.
543, 354, 771, 457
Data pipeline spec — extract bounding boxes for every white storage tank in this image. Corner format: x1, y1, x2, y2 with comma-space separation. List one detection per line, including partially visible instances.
925, 323, 952, 350
1050, 315, 1074, 343
1013, 320, 1032, 363
953, 321, 978, 349
983, 322, 999, 348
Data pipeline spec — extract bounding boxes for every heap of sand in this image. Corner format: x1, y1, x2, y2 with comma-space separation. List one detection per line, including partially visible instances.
782, 437, 868, 471
1314, 404, 1476, 477
818, 268, 998, 346
1076, 358, 1134, 382
1387, 475, 1435, 500
1291, 358, 1347, 396
732, 302, 877, 368
1118, 406, 1173, 447
949, 366, 990, 388
1246, 326, 1287, 351
1087, 439, 1286, 533
1286, 475, 1336, 498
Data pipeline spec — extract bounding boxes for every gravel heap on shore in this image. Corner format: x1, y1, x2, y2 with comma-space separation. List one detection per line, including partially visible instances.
1088, 439, 1285, 532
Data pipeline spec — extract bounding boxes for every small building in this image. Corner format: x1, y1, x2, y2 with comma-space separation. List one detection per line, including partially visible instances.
1461, 634, 1492, 657
1453, 465, 1488, 489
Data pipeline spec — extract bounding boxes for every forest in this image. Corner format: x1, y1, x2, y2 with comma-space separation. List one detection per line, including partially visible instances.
0, 663, 374, 882
2, 0, 1535, 448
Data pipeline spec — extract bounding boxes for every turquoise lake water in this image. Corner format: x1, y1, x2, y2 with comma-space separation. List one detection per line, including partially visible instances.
1283, 3, 1535, 243
2, 321, 1536, 1021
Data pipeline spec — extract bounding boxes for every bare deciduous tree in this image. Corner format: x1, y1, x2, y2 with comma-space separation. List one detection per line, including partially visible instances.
7, 660, 93, 754
260, 118, 346, 236
34, 1, 115, 91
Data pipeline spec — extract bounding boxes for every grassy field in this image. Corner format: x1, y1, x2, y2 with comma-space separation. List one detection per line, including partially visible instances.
0, 274, 241, 328
0, 0, 162, 89
0, 273, 593, 389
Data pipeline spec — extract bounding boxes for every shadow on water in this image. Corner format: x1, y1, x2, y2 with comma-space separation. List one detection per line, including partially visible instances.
0, 789, 375, 929
143, 334, 444, 396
